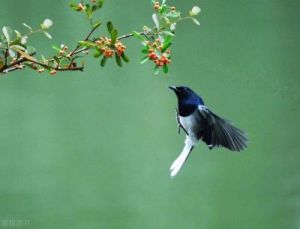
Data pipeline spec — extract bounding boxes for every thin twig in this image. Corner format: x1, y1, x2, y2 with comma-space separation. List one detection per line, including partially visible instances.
69, 23, 101, 57
118, 31, 146, 40
4, 48, 8, 67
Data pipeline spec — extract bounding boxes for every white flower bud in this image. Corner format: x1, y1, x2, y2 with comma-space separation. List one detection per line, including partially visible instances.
190, 6, 201, 16
41, 19, 53, 29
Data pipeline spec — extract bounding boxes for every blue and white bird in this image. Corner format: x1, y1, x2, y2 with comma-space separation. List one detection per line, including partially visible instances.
169, 86, 248, 177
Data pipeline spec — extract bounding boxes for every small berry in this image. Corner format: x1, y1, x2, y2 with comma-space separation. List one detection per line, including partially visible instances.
95, 40, 102, 46
148, 48, 154, 53
50, 69, 57, 75
37, 68, 45, 73
70, 62, 77, 68
104, 48, 114, 58
78, 3, 86, 11
148, 52, 157, 60
171, 6, 176, 11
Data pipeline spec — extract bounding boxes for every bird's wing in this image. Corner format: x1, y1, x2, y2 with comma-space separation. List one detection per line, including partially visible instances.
197, 105, 248, 151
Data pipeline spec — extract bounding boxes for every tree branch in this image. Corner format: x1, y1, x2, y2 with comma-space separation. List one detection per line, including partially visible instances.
0, 28, 146, 74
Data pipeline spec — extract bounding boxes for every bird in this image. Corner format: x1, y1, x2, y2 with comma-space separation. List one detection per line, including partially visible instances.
169, 86, 248, 177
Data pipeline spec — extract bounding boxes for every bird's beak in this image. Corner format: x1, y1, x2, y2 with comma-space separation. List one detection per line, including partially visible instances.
168, 86, 177, 92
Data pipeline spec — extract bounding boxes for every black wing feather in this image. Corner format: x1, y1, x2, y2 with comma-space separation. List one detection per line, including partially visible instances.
197, 107, 248, 151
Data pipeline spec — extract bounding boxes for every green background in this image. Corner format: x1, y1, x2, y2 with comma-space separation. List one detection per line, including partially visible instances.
0, 0, 299, 228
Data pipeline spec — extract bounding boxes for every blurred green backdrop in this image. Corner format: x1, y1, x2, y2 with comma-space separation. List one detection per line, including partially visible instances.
0, 0, 300, 228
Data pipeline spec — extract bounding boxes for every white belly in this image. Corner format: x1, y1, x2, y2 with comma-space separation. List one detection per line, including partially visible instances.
179, 115, 199, 146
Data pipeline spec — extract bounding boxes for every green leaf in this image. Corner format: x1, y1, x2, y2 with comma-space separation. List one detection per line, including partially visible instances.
69, 3, 78, 10
191, 18, 200, 26
97, 0, 104, 9
115, 53, 122, 67
161, 31, 174, 36
14, 30, 22, 39
162, 42, 172, 53
140, 56, 149, 64
111, 29, 118, 44
165, 11, 181, 18
41, 55, 48, 63
159, 5, 167, 14
163, 64, 168, 73
154, 65, 160, 75
132, 31, 145, 41
22, 23, 32, 31
43, 31, 52, 39
92, 5, 97, 12
121, 53, 129, 63
93, 21, 102, 29
107, 21, 114, 35
93, 50, 102, 58
85, 4, 93, 18
141, 46, 149, 54
152, 13, 159, 29
163, 35, 172, 46
163, 16, 170, 24
100, 56, 107, 67
78, 41, 95, 48
10, 45, 26, 52
2, 26, 12, 44
8, 48, 16, 58
53, 56, 60, 64
52, 45, 61, 52
10, 36, 22, 46
161, 35, 172, 52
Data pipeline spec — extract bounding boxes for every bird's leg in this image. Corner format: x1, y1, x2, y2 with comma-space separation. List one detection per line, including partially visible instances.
175, 108, 189, 136
175, 108, 181, 134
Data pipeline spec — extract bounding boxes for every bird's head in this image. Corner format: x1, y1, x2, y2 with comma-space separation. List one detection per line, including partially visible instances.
169, 86, 204, 105
169, 86, 195, 99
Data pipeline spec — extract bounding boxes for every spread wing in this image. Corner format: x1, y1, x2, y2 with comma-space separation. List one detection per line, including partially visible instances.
197, 106, 248, 151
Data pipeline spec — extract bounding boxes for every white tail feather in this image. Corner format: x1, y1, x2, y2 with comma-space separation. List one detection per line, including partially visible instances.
170, 140, 193, 177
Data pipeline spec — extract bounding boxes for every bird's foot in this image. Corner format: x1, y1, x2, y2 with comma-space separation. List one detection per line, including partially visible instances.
175, 108, 189, 136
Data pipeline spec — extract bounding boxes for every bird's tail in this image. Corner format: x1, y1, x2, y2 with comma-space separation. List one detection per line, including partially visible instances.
170, 139, 194, 177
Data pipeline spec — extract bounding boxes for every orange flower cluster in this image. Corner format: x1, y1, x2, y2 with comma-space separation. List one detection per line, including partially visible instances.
115, 42, 126, 56
147, 39, 171, 67
95, 37, 126, 58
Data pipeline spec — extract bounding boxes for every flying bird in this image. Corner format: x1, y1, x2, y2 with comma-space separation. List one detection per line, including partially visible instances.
169, 86, 248, 177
